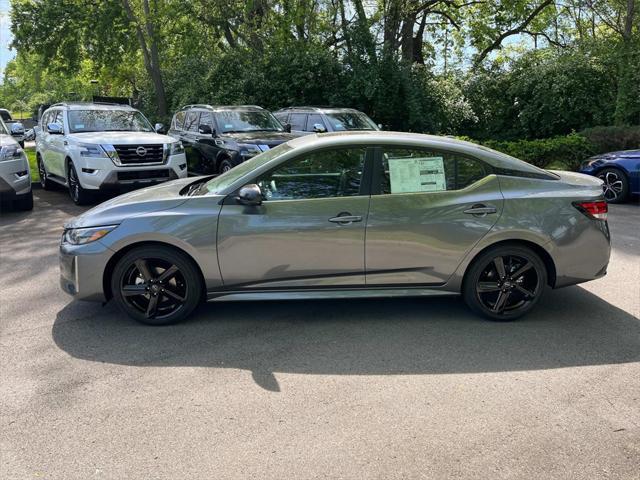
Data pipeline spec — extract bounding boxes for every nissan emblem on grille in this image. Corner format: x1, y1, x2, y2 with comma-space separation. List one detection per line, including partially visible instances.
136, 146, 147, 157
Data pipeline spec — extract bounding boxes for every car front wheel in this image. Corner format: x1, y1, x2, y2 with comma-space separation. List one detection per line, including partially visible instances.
462, 245, 547, 321
598, 168, 629, 203
110, 246, 203, 325
67, 162, 92, 205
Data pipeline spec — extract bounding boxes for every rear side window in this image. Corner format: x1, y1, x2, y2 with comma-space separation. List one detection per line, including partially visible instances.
380, 147, 489, 195
184, 111, 200, 132
289, 113, 307, 131
173, 111, 186, 130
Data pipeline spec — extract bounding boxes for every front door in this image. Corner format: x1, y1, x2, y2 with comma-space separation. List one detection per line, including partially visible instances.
365, 146, 504, 285
217, 147, 372, 289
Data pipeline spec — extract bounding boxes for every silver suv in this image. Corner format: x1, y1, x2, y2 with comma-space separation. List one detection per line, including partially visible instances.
36, 102, 187, 204
0, 118, 32, 211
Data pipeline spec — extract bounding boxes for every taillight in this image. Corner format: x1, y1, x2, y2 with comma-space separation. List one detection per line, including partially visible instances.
573, 200, 608, 220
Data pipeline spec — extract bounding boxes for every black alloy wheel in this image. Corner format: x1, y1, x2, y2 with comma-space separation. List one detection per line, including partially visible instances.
111, 246, 202, 325
463, 245, 547, 321
598, 168, 629, 204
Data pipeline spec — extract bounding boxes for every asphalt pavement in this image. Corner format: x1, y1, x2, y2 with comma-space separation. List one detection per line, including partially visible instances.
1, 187, 639, 479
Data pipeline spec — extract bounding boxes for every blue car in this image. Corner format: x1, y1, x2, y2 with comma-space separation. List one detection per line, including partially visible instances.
579, 149, 640, 203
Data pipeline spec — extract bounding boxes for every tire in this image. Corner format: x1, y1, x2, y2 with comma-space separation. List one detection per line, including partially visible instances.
598, 168, 629, 204
38, 155, 55, 190
462, 244, 547, 321
15, 190, 33, 211
219, 158, 235, 174
67, 161, 92, 205
110, 246, 203, 326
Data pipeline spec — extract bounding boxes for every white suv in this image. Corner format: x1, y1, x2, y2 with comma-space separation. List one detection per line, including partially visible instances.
36, 102, 187, 204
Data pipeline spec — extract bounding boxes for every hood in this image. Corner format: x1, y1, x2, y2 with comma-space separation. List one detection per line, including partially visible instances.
221, 130, 299, 146
592, 149, 640, 159
70, 131, 177, 145
65, 177, 198, 229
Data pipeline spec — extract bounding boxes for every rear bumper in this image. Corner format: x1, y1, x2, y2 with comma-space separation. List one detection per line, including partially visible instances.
59, 241, 112, 302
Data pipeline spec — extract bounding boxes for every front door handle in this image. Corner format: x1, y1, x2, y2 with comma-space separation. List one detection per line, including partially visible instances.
464, 204, 497, 216
329, 212, 363, 225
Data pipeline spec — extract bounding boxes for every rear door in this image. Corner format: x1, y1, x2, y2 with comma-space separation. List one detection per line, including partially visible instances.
217, 146, 373, 289
47, 110, 67, 177
365, 145, 504, 285
181, 110, 200, 171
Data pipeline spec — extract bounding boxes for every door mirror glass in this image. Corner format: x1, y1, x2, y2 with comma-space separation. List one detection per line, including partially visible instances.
10, 122, 25, 136
198, 124, 213, 135
284, 123, 292, 133
312, 123, 327, 133
47, 123, 63, 135
154, 122, 165, 133
236, 184, 263, 206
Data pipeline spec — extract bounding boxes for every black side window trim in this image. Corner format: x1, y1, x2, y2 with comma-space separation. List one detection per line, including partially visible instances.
370, 145, 494, 195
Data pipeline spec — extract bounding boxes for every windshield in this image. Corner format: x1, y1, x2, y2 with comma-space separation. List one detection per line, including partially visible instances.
0, 118, 8, 135
216, 110, 283, 134
203, 142, 293, 194
68, 110, 154, 133
325, 112, 378, 131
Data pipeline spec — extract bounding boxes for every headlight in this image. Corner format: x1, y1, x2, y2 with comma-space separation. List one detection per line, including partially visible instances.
238, 144, 261, 158
78, 143, 108, 158
63, 225, 117, 245
169, 141, 184, 155
0, 145, 24, 161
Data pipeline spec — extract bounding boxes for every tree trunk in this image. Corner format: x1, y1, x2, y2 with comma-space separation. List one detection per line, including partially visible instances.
614, 0, 638, 125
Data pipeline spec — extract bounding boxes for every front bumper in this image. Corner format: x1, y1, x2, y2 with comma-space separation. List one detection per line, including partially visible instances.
76, 153, 188, 191
59, 240, 113, 302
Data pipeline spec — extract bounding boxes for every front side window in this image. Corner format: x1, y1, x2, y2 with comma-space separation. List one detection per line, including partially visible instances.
306, 114, 326, 131
288, 113, 307, 131
67, 110, 153, 133
325, 112, 377, 131
380, 147, 488, 195
257, 148, 366, 201
184, 111, 200, 132
199, 111, 214, 129
0, 118, 8, 135
215, 110, 283, 134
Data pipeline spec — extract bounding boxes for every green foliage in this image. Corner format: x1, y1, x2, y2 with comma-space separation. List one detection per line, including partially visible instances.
482, 133, 596, 170
580, 125, 640, 153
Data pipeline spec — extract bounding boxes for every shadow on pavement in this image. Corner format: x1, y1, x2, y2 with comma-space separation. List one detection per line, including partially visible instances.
53, 286, 640, 391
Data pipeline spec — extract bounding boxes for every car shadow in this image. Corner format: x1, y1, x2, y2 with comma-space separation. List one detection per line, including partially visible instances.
52, 286, 640, 391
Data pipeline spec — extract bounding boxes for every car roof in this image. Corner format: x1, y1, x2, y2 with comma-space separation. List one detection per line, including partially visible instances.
47, 102, 136, 111
286, 131, 551, 176
276, 106, 364, 114
180, 105, 265, 112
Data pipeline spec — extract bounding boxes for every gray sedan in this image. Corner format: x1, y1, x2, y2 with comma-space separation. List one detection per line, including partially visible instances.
60, 132, 611, 325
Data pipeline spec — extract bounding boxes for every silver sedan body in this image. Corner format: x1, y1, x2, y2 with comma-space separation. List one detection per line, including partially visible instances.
59, 132, 610, 323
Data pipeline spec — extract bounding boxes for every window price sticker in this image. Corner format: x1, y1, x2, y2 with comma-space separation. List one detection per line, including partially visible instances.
388, 156, 446, 193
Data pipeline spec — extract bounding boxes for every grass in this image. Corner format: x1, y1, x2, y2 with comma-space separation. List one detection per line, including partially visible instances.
24, 146, 38, 182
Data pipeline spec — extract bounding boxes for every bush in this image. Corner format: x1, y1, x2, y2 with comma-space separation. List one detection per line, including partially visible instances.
481, 133, 596, 170
579, 125, 640, 153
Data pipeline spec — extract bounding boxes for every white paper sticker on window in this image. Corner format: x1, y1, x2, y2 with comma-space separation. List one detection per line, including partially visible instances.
388, 156, 446, 193
74, 124, 85, 129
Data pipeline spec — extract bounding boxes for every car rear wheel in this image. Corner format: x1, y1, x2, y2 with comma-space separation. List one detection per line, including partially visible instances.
111, 246, 203, 325
67, 162, 92, 205
463, 245, 547, 321
598, 168, 629, 203
38, 156, 54, 190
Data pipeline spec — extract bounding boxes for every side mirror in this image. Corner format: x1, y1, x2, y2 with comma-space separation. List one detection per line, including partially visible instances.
198, 124, 213, 135
377, 123, 383, 130
284, 123, 292, 133
236, 184, 263, 206
10, 122, 25, 136
154, 122, 165, 133
47, 123, 63, 135
312, 123, 327, 133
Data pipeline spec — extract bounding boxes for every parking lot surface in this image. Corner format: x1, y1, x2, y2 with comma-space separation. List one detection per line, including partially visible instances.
1, 188, 639, 479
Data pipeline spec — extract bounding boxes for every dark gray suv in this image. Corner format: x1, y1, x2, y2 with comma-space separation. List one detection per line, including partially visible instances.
168, 105, 298, 175
273, 107, 379, 134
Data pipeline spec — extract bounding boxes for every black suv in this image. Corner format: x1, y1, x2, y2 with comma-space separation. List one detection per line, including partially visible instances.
273, 107, 380, 134
168, 105, 298, 174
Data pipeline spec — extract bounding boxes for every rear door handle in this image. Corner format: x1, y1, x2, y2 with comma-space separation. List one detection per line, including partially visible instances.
464, 204, 497, 216
329, 212, 363, 224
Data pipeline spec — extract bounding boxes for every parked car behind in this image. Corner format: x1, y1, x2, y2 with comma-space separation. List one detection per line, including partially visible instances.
168, 104, 298, 175
0, 108, 26, 147
60, 131, 610, 326
0, 117, 32, 211
579, 149, 639, 203
36, 102, 187, 205
273, 107, 379, 134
